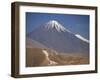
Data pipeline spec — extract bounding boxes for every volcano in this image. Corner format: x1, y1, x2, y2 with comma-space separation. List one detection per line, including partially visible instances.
27, 20, 89, 55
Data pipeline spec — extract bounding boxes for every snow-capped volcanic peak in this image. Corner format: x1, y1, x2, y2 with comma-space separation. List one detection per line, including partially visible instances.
45, 20, 67, 32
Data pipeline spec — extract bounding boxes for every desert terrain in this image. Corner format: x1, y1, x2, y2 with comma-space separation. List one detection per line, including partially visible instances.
26, 48, 89, 67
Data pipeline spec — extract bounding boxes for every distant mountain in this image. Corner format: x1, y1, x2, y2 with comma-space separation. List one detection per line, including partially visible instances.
26, 38, 47, 49
75, 34, 89, 43
27, 20, 89, 55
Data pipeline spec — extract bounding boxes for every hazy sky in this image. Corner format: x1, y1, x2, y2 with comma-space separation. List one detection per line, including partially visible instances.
26, 12, 89, 40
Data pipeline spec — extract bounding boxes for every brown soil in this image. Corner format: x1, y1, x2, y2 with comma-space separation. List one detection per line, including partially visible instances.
26, 48, 89, 67
26, 48, 50, 67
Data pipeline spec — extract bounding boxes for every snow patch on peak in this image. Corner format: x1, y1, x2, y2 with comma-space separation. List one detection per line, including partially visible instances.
49, 20, 58, 24
75, 34, 89, 43
45, 20, 67, 32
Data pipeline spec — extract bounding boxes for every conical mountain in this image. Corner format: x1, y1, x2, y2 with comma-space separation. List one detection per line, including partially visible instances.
27, 20, 89, 55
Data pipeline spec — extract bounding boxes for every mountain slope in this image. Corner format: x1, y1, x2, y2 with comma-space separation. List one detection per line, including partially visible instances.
26, 37, 47, 49
27, 20, 89, 55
